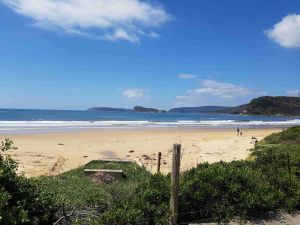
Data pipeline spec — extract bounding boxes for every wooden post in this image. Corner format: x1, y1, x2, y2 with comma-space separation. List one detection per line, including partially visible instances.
170, 144, 181, 225
157, 152, 162, 173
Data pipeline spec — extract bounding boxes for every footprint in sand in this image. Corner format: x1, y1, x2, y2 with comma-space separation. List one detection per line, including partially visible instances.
46, 156, 66, 176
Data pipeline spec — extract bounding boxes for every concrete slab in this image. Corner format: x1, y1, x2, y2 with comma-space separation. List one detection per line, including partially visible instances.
84, 169, 124, 179
98, 158, 132, 163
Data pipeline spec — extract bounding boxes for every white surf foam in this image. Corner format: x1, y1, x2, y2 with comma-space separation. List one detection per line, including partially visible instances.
0, 119, 299, 133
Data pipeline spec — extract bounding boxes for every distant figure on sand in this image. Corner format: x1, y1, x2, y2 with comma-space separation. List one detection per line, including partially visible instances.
251, 137, 258, 144
237, 126, 240, 136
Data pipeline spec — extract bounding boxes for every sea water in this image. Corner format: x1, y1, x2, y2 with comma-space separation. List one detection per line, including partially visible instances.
0, 108, 299, 134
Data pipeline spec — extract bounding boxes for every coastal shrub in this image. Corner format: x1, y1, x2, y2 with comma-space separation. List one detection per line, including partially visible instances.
177, 127, 300, 224
99, 174, 170, 225
252, 146, 299, 182
251, 127, 300, 173
179, 161, 281, 224
133, 174, 170, 224
0, 139, 57, 225
250, 130, 300, 209
260, 126, 300, 145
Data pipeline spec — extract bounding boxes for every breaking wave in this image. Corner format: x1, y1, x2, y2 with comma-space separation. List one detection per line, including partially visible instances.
0, 119, 299, 133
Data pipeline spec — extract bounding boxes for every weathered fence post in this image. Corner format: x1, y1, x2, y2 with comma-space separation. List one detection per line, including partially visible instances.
170, 144, 181, 225
157, 152, 162, 173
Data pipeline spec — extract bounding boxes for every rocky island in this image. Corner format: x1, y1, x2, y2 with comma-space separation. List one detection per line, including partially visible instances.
87, 106, 166, 113
133, 106, 166, 113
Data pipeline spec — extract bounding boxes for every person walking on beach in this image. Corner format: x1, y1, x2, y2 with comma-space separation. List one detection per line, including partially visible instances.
237, 126, 240, 136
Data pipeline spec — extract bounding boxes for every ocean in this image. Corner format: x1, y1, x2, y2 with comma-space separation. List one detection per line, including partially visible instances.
0, 108, 300, 134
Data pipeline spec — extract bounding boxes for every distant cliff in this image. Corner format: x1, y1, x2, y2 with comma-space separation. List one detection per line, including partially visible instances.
221, 96, 300, 116
133, 106, 166, 113
169, 106, 230, 113
87, 107, 131, 112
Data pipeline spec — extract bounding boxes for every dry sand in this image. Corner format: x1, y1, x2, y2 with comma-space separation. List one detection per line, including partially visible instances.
1, 128, 281, 177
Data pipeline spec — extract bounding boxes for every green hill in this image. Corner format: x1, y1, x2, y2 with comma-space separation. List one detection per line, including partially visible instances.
222, 96, 300, 116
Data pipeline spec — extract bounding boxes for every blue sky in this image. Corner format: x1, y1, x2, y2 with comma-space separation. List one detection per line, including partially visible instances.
0, 0, 299, 110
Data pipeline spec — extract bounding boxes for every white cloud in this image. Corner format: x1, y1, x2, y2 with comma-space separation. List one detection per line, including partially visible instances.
103, 29, 139, 43
190, 79, 254, 97
123, 88, 145, 98
138, 30, 159, 38
178, 73, 197, 80
175, 79, 266, 106
2, 0, 170, 43
266, 14, 300, 48
286, 89, 300, 97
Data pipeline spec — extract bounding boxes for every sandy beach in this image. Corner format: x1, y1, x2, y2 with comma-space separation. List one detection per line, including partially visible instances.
1, 128, 281, 177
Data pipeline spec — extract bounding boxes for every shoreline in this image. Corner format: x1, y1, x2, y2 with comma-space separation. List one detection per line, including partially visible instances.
0, 123, 295, 135
0, 126, 287, 135
1, 127, 282, 177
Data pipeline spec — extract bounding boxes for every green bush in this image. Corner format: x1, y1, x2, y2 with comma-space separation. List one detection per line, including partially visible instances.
261, 126, 300, 145
178, 126, 300, 224
250, 128, 300, 209
179, 161, 282, 224
0, 139, 57, 225
99, 174, 170, 225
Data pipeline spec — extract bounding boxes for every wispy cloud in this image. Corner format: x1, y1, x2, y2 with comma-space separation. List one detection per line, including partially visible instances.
286, 89, 300, 97
2, 0, 170, 43
103, 29, 139, 43
123, 88, 145, 98
266, 14, 300, 48
175, 79, 267, 106
177, 73, 197, 80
